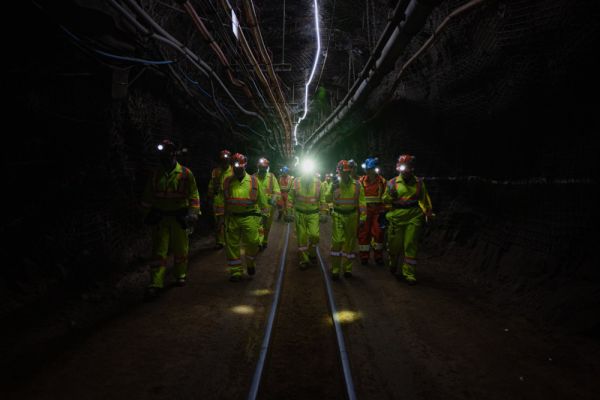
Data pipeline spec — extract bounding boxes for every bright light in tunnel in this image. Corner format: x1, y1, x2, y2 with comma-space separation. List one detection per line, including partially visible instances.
231, 305, 254, 315
293, 0, 321, 146
301, 158, 316, 174
251, 289, 273, 297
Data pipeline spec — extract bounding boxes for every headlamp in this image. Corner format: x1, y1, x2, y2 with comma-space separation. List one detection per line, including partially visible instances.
224, 154, 229, 158
234, 162, 241, 168
361, 163, 366, 170
399, 164, 406, 172
157, 144, 164, 151
375, 167, 380, 174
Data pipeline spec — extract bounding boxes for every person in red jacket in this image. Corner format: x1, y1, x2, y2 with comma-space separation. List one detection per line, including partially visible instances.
358, 157, 387, 265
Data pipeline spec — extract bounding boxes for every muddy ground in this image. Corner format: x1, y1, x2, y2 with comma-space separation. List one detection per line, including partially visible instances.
2, 219, 599, 399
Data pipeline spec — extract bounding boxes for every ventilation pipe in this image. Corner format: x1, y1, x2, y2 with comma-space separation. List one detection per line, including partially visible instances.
305, 0, 442, 150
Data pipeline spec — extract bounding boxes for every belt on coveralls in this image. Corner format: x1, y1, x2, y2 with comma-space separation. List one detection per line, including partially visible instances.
230, 211, 262, 217
333, 207, 357, 214
294, 208, 320, 214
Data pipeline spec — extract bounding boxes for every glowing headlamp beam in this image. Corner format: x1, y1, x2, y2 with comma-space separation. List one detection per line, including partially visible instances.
293, 0, 321, 146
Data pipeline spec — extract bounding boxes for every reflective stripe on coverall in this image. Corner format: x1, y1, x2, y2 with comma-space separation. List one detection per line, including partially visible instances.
326, 180, 367, 274
208, 165, 233, 246
142, 162, 201, 288
358, 174, 387, 262
382, 175, 432, 282
253, 172, 281, 246
278, 175, 294, 218
288, 176, 326, 265
224, 173, 269, 278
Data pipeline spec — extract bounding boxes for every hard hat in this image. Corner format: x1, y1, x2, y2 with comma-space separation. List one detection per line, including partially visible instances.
157, 139, 176, 153
348, 159, 357, 169
281, 166, 289, 174
337, 160, 352, 172
219, 149, 232, 161
232, 153, 248, 168
257, 157, 270, 168
362, 157, 379, 170
396, 154, 416, 172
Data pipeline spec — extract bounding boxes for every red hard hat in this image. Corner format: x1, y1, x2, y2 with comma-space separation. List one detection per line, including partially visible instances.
232, 153, 248, 168
337, 160, 352, 172
157, 139, 176, 152
257, 157, 270, 168
219, 149, 232, 161
396, 154, 416, 171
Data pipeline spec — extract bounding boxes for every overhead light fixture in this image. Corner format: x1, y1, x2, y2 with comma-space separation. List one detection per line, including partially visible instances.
293, 0, 321, 146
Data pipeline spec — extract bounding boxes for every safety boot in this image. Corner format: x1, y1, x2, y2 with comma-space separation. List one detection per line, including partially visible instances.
375, 258, 384, 266
344, 271, 353, 278
247, 266, 256, 276
229, 275, 242, 282
330, 272, 340, 281
175, 277, 186, 287
299, 261, 309, 270
360, 259, 368, 266
309, 255, 317, 265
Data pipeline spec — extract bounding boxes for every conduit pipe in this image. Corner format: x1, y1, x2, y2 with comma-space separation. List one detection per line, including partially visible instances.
305, 0, 441, 150
242, 1, 293, 143
178, 0, 262, 113
220, 0, 292, 155
117, 0, 274, 135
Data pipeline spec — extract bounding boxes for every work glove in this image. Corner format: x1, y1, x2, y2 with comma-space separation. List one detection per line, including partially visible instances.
144, 208, 162, 226
177, 210, 198, 229
424, 210, 436, 224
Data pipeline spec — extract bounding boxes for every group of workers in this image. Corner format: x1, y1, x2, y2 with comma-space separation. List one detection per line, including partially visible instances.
141, 139, 433, 298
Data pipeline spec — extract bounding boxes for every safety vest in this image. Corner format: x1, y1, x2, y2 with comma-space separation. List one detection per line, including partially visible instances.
279, 175, 293, 192
388, 176, 422, 207
294, 178, 321, 204
223, 173, 259, 213
209, 165, 233, 215
359, 175, 386, 204
333, 180, 361, 208
143, 162, 200, 211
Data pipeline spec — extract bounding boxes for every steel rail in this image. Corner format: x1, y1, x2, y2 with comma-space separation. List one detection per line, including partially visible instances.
316, 247, 357, 400
247, 222, 291, 400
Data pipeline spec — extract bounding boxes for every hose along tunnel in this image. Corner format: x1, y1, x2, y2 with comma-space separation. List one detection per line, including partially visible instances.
1, 1, 599, 399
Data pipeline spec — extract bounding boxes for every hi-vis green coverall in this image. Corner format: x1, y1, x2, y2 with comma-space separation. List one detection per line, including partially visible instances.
382, 175, 432, 282
224, 173, 269, 278
208, 165, 233, 246
325, 179, 367, 275
142, 162, 201, 288
288, 176, 326, 266
253, 171, 281, 246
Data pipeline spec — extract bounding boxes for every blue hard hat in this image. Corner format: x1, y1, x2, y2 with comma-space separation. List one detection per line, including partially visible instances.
281, 166, 289, 174
363, 157, 379, 170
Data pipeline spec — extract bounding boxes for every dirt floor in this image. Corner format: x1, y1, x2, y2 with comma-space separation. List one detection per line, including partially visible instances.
2, 219, 600, 399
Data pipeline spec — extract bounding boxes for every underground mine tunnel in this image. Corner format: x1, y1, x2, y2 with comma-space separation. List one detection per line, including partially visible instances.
1, 0, 599, 399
